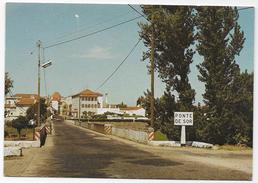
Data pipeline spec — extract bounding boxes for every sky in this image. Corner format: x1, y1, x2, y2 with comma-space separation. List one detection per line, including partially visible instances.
5, 3, 254, 106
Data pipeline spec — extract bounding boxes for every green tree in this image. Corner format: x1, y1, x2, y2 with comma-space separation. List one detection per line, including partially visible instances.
196, 7, 246, 145
117, 102, 127, 108
5, 72, 13, 95
26, 98, 47, 123
12, 116, 28, 139
137, 90, 153, 119
139, 6, 196, 110
155, 88, 179, 140
228, 71, 253, 146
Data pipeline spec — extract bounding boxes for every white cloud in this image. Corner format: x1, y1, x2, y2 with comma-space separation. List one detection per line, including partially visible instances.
74, 46, 116, 60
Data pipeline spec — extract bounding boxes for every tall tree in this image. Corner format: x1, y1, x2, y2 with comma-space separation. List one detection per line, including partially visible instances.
5, 72, 13, 95
196, 7, 246, 144
228, 71, 253, 146
155, 87, 179, 140
139, 6, 196, 110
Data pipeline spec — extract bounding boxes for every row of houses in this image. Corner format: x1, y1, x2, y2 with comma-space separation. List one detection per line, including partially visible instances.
5, 89, 146, 121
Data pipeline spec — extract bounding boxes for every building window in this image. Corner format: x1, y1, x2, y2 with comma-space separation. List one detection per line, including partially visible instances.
82, 104, 84, 108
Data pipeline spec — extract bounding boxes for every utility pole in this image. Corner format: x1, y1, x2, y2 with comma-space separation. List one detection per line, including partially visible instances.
78, 96, 81, 121
150, 9, 155, 127
37, 40, 41, 127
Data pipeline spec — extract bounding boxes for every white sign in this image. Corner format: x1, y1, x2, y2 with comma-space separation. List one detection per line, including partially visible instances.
174, 112, 193, 126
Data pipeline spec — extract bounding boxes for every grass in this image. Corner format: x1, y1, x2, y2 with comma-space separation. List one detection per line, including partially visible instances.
216, 144, 252, 151
154, 130, 168, 141
4, 125, 34, 141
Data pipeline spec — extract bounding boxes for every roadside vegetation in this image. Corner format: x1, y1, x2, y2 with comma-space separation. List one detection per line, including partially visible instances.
4, 121, 34, 141
138, 6, 253, 147
4, 73, 49, 141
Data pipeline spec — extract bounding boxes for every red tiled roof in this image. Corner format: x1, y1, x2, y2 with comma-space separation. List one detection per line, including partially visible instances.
51, 92, 61, 101
15, 93, 38, 99
72, 89, 103, 97
16, 98, 36, 106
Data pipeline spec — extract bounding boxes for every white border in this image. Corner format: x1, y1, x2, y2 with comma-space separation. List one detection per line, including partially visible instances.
0, 1, 257, 183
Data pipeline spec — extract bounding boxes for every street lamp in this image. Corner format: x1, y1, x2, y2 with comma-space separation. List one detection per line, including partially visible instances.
42, 60, 52, 68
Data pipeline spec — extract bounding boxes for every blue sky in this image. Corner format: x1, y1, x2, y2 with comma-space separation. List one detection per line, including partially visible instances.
5, 3, 254, 106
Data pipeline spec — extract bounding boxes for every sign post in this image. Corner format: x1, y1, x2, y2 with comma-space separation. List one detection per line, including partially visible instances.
174, 112, 193, 146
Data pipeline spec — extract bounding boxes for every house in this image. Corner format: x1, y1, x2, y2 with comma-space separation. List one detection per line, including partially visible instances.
60, 96, 72, 116
97, 104, 121, 115
50, 92, 61, 114
71, 89, 103, 118
5, 94, 37, 121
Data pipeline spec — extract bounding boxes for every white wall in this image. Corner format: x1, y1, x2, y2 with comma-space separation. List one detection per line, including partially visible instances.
97, 108, 121, 115
97, 96, 103, 108
51, 101, 59, 111
121, 108, 146, 116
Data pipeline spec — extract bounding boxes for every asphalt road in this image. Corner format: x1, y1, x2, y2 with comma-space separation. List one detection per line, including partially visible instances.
4, 120, 252, 180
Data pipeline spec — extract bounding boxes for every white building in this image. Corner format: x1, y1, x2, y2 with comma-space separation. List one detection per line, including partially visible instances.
68, 89, 147, 119
50, 92, 62, 114
120, 106, 146, 117
60, 96, 72, 116
5, 94, 37, 121
71, 89, 103, 118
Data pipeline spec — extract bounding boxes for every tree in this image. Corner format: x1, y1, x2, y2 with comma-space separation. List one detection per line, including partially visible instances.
12, 116, 28, 139
117, 102, 127, 108
196, 7, 246, 145
139, 6, 196, 110
5, 72, 13, 95
228, 71, 253, 146
26, 98, 47, 123
155, 88, 179, 140
137, 90, 153, 119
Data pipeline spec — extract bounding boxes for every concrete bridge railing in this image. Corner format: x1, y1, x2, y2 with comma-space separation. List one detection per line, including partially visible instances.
73, 121, 151, 144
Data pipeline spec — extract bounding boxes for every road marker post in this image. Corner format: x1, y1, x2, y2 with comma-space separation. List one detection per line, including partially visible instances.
34, 131, 40, 141
148, 127, 155, 141
174, 112, 193, 146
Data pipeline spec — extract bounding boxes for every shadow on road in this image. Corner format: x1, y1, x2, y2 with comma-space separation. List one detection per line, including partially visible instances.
48, 120, 184, 178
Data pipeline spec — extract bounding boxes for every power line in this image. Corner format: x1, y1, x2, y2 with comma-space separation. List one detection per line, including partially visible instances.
238, 7, 253, 11
128, 4, 148, 21
44, 15, 142, 49
96, 38, 142, 91
44, 10, 136, 46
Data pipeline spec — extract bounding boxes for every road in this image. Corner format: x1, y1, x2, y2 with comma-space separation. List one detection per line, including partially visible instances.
4, 119, 252, 180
